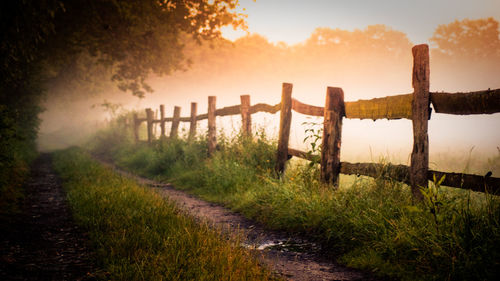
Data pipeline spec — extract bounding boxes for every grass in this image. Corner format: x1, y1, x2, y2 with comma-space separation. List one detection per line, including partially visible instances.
88, 120, 500, 281
52, 147, 277, 281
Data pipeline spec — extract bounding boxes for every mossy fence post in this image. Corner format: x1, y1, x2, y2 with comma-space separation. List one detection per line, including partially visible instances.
133, 113, 140, 143
275, 83, 293, 175
321, 87, 345, 186
240, 95, 251, 137
208, 96, 217, 155
170, 106, 181, 138
410, 44, 430, 201
189, 102, 197, 141
146, 108, 153, 144
160, 104, 166, 138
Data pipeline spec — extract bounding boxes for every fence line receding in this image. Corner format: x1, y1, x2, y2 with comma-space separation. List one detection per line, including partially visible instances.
130, 44, 500, 199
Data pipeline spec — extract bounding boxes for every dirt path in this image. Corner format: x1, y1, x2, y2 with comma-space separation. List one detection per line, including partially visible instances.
0, 154, 96, 281
104, 162, 379, 281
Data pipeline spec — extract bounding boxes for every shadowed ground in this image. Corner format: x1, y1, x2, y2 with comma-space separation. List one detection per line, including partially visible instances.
0, 154, 97, 281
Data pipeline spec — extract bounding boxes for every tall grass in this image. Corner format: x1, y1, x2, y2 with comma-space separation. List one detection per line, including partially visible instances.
89, 120, 500, 281
53, 147, 276, 281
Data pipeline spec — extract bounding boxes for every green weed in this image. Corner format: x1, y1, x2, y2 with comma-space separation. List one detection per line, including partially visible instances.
89, 119, 500, 281
53, 147, 276, 281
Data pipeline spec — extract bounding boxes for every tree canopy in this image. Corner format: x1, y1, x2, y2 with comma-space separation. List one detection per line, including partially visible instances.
0, 0, 245, 210
1, 0, 245, 97
430, 17, 500, 60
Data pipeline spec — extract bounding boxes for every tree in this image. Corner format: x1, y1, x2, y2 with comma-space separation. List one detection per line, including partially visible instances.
0, 0, 245, 214
430, 17, 500, 60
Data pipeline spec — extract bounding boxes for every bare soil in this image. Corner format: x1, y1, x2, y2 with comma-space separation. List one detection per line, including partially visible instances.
104, 161, 382, 281
0, 154, 97, 281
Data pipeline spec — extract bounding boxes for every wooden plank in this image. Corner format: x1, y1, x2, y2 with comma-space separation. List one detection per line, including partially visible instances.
290, 94, 413, 120
341, 162, 411, 185
288, 148, 319, 162
240, 95, 251, 136
250, 103, 281, 114
195, 102, 280, 120
215, 104, 241, 117
189, 102, 197, 141
345, 94, 413, 120
428, 170, 500, 194
321, 87, 344, 186
160, 105, 165, 137
288, 149, 500, 194
196, 113, 208, 121
291, 98, 323, 116
410, 44, 430, 201
276, 83, 293, 174
146, 108, 154, 144
208, 96, 217, 156
430, 89, 500, 115
170, 106, 181, 138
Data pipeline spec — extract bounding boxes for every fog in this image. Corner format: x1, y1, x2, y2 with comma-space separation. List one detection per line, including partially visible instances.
38, 23, 500, 173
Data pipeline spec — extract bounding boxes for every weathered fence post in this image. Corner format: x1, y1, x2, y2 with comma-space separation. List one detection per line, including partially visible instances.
208, 96, 217, 155
189, 102, 197, 141
275, 83, 293, 175
410, 44, 430, 201
146, 108, 153, 144
170, 106, 181, 138
160, 104, 166, 138
240, 95, 251, 137
321, 87, 345, 186
133, 113, 139, 143
153, 109, 158, 135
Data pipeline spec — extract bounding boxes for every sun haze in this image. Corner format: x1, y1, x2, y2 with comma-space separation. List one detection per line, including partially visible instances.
222, 0, 500, 45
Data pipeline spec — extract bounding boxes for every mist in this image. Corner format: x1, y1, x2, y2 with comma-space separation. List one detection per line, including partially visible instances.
38, 21, 500, 173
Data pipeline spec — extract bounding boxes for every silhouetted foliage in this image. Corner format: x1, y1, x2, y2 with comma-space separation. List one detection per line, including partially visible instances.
430, 17, 500, 60
0, 0, 244, 216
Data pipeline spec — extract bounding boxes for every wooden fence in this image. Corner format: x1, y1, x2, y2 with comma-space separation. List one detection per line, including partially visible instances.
131, 44, 500, 199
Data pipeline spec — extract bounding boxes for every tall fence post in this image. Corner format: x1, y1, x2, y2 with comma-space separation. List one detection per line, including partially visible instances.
410, 44, 430, 201
146, 108, 153, 144
133, 113, 139, 143
321, 87, 344, 186
208, 96, 217, 155
170, 106, 181, 138
189, 102, 197, 141
160, 104, 166, 138
275, 83, 293, 175
240, 95, 251, 137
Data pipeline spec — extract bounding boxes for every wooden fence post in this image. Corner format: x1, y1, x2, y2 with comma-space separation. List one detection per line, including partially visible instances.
240, 95, 251, 137
170, 106, 181, 138
321, 87, 345, 186
275, 83, 293, 174
189, 102, 197, 141
146, 108, 153, 144
208, 96, 217, 155
160, 104, 166, 138
410, 44, 430, 201
133, 113, 139, 143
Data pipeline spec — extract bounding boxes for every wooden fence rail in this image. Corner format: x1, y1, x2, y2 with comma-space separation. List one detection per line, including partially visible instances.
131, 44, 500, 199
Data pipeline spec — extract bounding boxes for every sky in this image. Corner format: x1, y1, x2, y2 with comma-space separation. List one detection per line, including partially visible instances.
222, 0, 500, 45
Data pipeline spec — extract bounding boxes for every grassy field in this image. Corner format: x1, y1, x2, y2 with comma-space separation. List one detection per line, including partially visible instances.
88, 119, 500, 281
53, 147, 277, 281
